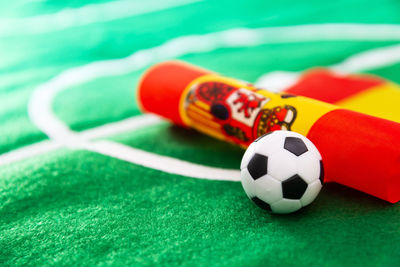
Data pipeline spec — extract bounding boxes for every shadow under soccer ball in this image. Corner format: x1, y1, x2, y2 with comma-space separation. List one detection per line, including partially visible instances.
240, 130, 324, 214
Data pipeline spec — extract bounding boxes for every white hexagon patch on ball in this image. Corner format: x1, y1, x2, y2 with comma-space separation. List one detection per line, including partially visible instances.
240, 130, 324, 214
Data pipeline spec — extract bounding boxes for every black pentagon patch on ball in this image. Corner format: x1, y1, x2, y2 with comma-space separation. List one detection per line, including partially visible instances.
251, 197, 272, 211
319, 160, 324, 184
210, 104, 229, 120
282, 174, 308, 199
284, 136, 308, 156
247, 153, 268, 180
254, 131, 274, 142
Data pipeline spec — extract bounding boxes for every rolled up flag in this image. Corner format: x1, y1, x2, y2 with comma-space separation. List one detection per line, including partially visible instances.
137, 61, 400, 203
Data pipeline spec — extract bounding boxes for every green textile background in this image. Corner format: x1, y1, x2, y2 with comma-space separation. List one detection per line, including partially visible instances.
1, 0, 400, 265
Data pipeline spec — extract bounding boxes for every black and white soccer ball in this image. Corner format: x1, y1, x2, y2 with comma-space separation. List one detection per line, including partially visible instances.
240, 130, 324, 214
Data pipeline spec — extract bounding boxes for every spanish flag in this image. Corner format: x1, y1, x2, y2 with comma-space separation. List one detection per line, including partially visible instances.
138, 61, 400, 203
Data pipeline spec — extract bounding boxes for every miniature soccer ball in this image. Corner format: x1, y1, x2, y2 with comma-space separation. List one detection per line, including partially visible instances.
240, 130, 324, 214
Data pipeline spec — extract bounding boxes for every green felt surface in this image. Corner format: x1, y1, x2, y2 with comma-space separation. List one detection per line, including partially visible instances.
1, 0, 400, 266
1, 149, 399, 266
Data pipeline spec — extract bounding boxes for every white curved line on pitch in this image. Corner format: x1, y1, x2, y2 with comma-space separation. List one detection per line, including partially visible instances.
0, 140, 61, 166
331, 43, 400, 72
0, 114, 162, 166
255, 43, 400, 91
78, 113, 163, 140
0, 114, 241, 182
256, 71, 301, 92
0, 0, 202, 36
82, 140, 241, 181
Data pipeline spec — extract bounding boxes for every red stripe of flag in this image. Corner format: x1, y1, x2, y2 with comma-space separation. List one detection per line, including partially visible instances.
285, 68, 384, 104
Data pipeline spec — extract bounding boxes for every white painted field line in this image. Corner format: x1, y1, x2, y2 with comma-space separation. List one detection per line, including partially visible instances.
0, 114, 163, 166
0, 113, 241, 181
0, 140, 61, 166
331, 43, 400, 73
0, 0, 202, 36
256, 71, 301, 92
78, 114, 163, 140
82, 140, 241, 181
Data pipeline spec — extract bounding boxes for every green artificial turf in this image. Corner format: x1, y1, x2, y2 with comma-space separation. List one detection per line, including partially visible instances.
1, 149, 399, 266
1, 0, 400, 265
